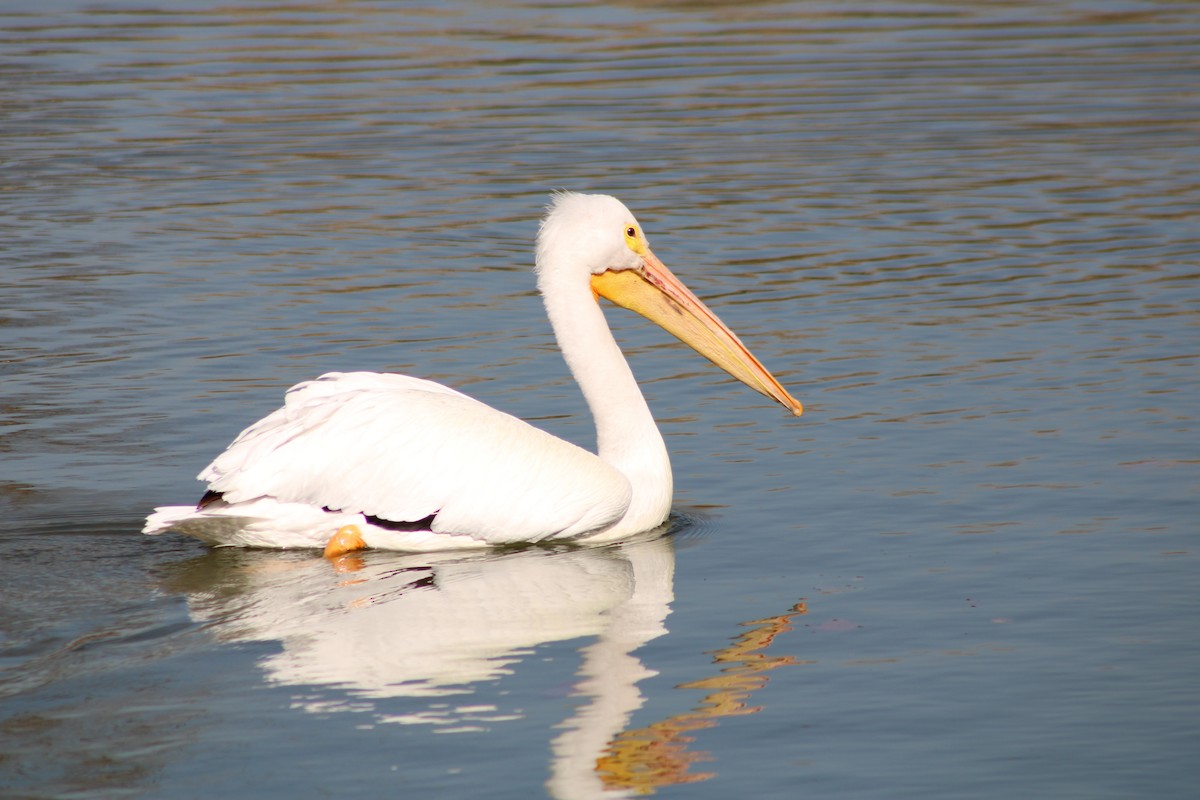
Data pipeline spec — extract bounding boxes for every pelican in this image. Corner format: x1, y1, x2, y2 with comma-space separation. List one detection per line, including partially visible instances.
144, 193, 802, 556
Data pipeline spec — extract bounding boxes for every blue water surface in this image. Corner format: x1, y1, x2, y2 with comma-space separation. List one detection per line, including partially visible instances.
2, 1, 1197, 798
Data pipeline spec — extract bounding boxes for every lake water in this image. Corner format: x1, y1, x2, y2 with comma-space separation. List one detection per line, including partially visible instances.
2, 1, 1197, 797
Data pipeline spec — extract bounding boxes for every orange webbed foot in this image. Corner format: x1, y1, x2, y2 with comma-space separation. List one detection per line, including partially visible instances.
324, 524, 367, 559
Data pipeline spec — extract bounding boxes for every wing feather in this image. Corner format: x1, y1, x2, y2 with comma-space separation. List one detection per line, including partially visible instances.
201, 372, 631, 544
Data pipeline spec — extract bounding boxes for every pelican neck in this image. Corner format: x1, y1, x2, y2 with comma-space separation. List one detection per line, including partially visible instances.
538, 271, 673, 529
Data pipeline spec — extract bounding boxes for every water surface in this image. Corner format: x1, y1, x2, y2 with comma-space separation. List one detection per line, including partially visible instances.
2, 1, 1197, 798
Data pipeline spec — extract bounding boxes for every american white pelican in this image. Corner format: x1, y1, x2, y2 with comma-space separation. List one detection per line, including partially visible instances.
144, 192, 802, 556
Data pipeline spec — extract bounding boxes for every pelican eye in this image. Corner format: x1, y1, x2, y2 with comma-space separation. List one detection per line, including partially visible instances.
623, 225, 643, 253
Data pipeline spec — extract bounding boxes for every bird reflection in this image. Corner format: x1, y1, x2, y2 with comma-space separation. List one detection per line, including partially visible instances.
587, 602, 807, 794
162, 532, 802, 797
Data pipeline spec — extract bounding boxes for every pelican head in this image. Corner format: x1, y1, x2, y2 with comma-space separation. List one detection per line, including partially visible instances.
537, 192, 645, 277
536, 192, 803, 416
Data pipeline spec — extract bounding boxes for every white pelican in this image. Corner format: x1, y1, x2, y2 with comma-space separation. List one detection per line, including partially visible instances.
144, 192, 802, 556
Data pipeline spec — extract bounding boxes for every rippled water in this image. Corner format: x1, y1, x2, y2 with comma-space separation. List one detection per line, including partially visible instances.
2, 1, 1197, 798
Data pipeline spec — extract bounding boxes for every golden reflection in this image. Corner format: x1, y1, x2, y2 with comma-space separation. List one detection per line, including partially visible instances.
595, 601, 807, 793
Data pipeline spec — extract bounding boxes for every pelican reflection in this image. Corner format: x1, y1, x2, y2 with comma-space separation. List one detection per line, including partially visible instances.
163, 533, 802, 796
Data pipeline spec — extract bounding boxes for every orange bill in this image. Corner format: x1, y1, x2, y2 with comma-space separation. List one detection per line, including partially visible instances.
591, 250, 803, 416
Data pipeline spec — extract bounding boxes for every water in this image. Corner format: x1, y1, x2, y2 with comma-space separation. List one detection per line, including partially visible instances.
2, 1, 1197, 797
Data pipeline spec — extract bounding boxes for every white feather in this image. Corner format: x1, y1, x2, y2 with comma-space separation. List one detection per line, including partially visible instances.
197, 372, 631, 544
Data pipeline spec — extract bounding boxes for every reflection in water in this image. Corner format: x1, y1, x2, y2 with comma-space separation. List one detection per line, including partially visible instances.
590, 603, 807, 794
163, 534, 802, 797
166, 536, 675, 704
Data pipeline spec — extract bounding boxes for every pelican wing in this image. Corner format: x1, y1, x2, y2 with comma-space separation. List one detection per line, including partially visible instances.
201, 372, 632, 544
